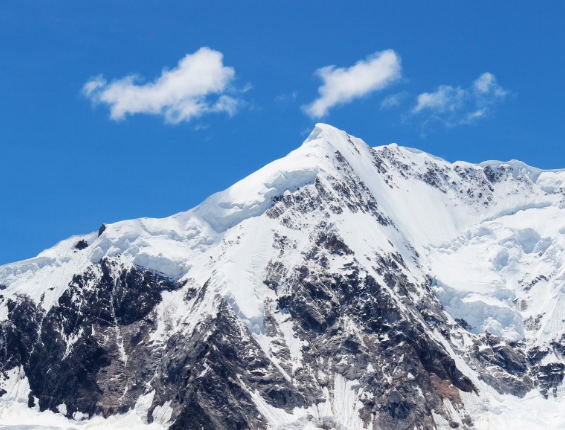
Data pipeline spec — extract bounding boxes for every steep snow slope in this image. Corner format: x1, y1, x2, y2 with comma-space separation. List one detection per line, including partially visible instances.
1, 124, 565, 429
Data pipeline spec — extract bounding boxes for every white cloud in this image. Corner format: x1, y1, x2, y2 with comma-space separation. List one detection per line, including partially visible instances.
304, 50, 402, 118
413, 72, 508, 127
83, 47, 242, 124
413, 85, 466, 113
473, 72, 507, 96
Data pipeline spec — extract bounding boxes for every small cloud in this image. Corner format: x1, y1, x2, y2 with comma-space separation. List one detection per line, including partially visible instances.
83, 47, 243, 124
193, 123, 210, 131
274, 91, 298, 105
82, 75, 106, 97
304, 49, 402, 118
413, 85, 466, 114
240, 82, 254, 93
381, 91, 408, 109
473, 72, 507, 97
412, 72, 508, 128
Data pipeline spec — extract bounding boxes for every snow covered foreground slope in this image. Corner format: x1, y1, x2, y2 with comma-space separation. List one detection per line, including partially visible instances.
1, 124, 565, 429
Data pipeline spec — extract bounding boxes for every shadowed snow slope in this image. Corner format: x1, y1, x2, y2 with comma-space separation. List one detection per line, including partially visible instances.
1, 123, 565, 430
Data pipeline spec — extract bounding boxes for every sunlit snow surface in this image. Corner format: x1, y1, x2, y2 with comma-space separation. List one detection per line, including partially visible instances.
2, 124, 565, 429
429, 206, 565, 342
0, 401, 167, 430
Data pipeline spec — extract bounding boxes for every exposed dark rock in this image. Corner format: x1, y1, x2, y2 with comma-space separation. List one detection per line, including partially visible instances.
315, 231, 352, 256
535, 363, 565, 398
552, 334, 565, 355
0, 259, 184, 418
528, 347, 549, 365
98, 224, 107, 236
74, 239, 89, 250
455, 318, 472, 330
471, 334, 533, 397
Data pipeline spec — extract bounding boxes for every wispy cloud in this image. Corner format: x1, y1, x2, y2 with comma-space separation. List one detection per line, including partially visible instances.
304, 50, 402, 118
274, 91, 298, 105
381, 91, 408, 109
413, 72, 508, 127
83, 47, 242, 124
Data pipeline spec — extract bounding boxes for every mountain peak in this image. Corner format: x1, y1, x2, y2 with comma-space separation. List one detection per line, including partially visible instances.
306, 122, 337, 140
2, 124, 565, 429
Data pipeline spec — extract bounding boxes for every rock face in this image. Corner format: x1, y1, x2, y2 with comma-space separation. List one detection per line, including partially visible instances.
1, 124, 565, 429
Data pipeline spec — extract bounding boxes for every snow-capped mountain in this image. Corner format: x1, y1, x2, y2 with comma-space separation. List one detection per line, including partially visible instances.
1, 124, 565, 430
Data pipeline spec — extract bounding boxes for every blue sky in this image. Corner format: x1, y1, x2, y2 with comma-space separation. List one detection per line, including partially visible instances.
1, 1, 564, 264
